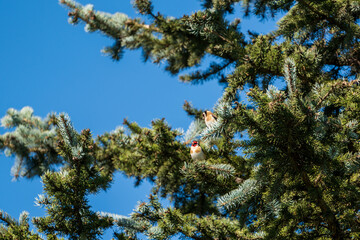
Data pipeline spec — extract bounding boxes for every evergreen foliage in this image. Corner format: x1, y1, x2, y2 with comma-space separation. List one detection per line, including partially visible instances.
0, 107, 61, 179
1, 0, 360, 239
0, 210, 43, 239
32, 114, 113, 239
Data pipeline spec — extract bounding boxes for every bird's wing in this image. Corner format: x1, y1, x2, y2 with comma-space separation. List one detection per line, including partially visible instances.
211, 113, 217, 120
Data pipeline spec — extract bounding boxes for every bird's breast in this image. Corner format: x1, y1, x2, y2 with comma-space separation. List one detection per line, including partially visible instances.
194, 146, 201, 153
190, 146, 201, 154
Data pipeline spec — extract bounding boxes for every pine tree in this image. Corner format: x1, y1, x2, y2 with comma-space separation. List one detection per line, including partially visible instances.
1, 0, 360, 239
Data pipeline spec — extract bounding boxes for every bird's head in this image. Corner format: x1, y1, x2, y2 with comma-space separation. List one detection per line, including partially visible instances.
192, 140, 199, 147
203, 111, 207, 118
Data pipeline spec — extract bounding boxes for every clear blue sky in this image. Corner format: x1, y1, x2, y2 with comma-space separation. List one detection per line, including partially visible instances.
0, 0, 281, 238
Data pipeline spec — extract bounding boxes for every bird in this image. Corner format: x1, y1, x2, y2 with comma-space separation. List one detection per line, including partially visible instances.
190, 140, 205, 161
203, 110, 217, 127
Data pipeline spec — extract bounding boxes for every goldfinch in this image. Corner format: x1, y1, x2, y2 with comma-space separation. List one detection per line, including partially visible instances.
203, 110, 217, 127
190, 140, 205, 160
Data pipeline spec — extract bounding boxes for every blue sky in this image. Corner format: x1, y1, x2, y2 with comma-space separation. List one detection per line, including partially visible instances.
0, 0, 281, 238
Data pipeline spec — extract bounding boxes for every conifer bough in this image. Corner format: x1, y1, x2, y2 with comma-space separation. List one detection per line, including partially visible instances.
1, 0, 360, 239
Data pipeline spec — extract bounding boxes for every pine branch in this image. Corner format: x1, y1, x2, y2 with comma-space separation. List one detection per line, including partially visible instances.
33, 114, 113, 239
182, 161, 236, 179
315, 79, 359, 110
200, 100, 234, 146
217, 179, 259, 210
179, 60, 234, 83
299, 170, 345, 239
125, 19, 160, 32
0, 210, 17, 227
0, 210, 43, 239
283, 58, 297, 95
182, 100, 204, 119
210, 29, 233, 44
315, 82, 341, 109
183, 119, 206, 145
0, 107, 61, 179
206, 163, 236, 178
127, 196, 264, 239
296, 0, 359, 35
